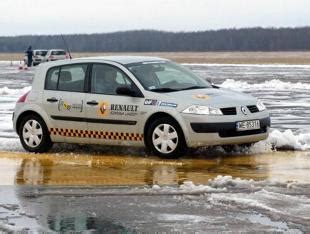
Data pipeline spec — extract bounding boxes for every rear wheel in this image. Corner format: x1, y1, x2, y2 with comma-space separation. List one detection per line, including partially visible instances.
18, 115, 53, 153
146, 117, 186, 158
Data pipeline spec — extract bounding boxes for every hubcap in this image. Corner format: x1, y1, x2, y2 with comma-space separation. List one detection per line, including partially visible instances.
22, 120, 43, 148
152, 124, 178, 154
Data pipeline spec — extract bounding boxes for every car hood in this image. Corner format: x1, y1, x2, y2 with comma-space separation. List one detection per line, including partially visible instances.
160, 88, 257, 108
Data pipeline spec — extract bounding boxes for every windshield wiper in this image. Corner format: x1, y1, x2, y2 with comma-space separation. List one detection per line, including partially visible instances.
179, 86, 208, 91
148, 88, 180, 93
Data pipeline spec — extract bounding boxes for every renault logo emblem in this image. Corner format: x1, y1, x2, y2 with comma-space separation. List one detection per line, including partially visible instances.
241, 106, 248, 115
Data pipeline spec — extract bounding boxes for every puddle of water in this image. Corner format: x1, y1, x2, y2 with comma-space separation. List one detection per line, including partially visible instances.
0, 151, 309, 186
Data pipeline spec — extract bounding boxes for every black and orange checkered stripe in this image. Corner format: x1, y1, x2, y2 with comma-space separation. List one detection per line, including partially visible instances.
50, 128, 144, 141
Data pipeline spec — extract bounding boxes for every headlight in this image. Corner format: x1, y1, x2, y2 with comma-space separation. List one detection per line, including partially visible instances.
257, 100, 266, 111
182, 105, 223, 115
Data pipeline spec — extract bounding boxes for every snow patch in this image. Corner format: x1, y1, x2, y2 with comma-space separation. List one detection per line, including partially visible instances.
0, 61, 20, 65
220, 79, 310, 91
208, 175, 255, 189
183, 63, 310, 68
0, 86, 31, 95
265, 129, 310, 151
159, 213, 207, 223
0, 138, 23, 151
250, 141, 274, 154
152, 184, 161, 190
209, 193, 281, 213
179, 181, 220, 193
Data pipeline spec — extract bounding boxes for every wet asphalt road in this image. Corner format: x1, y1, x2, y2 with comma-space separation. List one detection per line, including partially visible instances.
1, 176, 309, 232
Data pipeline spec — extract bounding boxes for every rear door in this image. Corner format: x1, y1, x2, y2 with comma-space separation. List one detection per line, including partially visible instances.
85, 63, 145, 146
43, 63, 89, 144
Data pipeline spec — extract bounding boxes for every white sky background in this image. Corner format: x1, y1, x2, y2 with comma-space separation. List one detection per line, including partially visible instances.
0, 0, 310, 36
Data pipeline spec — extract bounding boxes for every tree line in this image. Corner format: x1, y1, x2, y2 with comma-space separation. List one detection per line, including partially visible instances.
1, 27, 310, 52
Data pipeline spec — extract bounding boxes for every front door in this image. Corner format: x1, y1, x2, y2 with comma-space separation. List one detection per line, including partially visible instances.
85, 63, 145, 146
43, 63, 88, 144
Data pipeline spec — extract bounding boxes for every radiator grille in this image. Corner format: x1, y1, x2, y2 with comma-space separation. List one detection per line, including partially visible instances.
247, 105, 259, 113
220, 107, 237, 115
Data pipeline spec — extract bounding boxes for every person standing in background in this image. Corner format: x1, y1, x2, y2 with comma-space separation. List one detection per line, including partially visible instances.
25, 46, 33, 67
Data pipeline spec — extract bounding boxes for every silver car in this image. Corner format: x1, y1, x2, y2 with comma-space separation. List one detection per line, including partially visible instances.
43, 49, 68, 62
13, 56, 270, 158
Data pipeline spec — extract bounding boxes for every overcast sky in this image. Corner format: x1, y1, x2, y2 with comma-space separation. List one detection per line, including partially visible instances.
1, 0, 310, 36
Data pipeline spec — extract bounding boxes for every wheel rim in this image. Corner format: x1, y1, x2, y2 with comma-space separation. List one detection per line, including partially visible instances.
152, 124, 178, 154
22, 119, 43, 148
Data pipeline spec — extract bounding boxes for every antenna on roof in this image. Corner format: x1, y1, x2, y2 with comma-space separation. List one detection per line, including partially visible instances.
60, 34, 72, 59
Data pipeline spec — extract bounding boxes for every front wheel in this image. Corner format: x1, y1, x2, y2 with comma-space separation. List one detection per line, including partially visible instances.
146, 117, 186, 158
18, 115, 53, 153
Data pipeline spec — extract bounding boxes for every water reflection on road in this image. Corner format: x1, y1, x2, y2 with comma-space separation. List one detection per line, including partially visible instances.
0, 150, 309, 186
1, 151, 309, 232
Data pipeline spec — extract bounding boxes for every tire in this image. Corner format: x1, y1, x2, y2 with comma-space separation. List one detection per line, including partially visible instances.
18, 114, 53, 153
146, 117, 187, 158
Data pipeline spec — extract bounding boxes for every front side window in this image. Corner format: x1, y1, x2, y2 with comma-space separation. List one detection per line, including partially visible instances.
91, 64, 133, 95
126, 61, 211, 92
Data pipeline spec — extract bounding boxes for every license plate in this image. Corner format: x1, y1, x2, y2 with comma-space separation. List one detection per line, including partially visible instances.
236, 120, 260, 131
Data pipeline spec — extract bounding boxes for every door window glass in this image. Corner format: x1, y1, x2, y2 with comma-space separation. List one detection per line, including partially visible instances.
58, 64, 87, 92
91, 64, 133, 95
45, 67, 60, 90
51, 50, 66, 55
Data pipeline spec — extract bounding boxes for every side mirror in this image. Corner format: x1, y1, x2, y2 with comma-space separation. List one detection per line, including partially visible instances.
206, 78, 219, 88
116, 86, 141, 97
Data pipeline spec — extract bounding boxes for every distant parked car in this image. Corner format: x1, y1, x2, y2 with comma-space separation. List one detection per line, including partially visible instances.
24, 49, 48, 66
43, 49, 68, 62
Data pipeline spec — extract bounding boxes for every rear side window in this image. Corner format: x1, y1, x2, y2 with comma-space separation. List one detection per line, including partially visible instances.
36, 51, 47, 56
45, 64, 88, 92
45, 67, 59, 90
58, 65, 87, 92
52, 50, 66, 55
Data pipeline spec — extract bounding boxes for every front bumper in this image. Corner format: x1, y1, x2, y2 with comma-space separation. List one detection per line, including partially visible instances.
181, 113, 270, 147
191, 117, 270, 137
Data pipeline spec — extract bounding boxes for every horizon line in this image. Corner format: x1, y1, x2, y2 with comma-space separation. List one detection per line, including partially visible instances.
1, 26, 310, 37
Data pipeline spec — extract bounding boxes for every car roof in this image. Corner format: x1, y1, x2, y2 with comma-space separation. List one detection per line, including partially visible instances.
39, 56, 168, 68
76, 56, 168, 65
48, 49, 66, 51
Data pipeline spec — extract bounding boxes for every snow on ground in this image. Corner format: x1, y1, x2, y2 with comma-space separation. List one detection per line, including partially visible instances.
0, 86, 31, 95
183, 63, 310, 68
221, 78, 310, 91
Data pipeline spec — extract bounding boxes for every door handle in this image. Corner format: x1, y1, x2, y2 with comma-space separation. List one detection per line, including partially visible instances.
87, 101, 98, 106
47, 97, 58, 103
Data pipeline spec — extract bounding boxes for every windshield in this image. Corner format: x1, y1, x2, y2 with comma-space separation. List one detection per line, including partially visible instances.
126, 61, 211, 92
